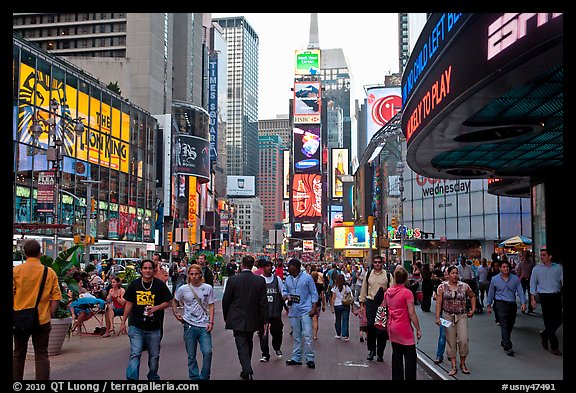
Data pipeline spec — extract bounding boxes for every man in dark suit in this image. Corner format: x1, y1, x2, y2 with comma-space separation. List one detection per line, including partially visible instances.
222, 255, 269, 380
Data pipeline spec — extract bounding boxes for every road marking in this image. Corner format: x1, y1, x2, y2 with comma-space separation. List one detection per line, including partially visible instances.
338, 360, 370, 367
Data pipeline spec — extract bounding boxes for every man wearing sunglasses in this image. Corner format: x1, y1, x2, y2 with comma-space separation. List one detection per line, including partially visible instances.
359, 256, 393, 362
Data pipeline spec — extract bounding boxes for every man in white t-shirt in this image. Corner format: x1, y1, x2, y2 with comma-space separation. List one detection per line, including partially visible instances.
172, 263, 216, 380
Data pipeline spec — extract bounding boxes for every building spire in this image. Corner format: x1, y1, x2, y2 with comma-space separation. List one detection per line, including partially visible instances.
307, 13, 320, 49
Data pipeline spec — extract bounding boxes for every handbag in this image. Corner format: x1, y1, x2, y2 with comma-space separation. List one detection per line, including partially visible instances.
373, 297, 388, 331
341, 288, 354, 306
13, 266, 48, 335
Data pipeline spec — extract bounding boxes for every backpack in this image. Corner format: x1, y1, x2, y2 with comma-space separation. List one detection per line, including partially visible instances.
366, 268, 391, 292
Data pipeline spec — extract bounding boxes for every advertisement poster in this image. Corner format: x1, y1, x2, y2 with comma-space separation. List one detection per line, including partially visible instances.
333, 226, 377, 249
37, 170, 56, 213
366, 86, 402, 143
291, 173, 322, 219
173, 135, 210, 182
293, 125, 321, 173
331, 148, 349, 198
293, 81, 321, 123
295, 49, 320, 75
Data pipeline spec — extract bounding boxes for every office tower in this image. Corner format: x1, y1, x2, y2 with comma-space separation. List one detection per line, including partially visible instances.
212, 16, 259, 180
319, 48, 351, 152
258, 116, 291, 149
258, 135, 285, 239
234, 197, 264, 253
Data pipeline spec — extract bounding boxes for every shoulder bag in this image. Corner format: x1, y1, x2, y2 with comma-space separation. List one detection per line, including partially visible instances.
13, 266, 48, 335
373, 295, 388, 331
188, 283, 209, 317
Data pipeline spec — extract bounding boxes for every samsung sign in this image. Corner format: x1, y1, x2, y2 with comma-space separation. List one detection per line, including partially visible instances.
227, 176, 256, 197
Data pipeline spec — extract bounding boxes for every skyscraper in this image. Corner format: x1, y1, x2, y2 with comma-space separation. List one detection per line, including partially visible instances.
258, 135, 285, 239
212, 16, 260, 180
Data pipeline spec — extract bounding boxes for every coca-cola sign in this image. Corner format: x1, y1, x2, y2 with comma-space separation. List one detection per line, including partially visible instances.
291, 173, 322, 220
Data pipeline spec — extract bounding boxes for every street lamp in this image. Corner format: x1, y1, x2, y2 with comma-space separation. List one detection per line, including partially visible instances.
30, 98, 84, 260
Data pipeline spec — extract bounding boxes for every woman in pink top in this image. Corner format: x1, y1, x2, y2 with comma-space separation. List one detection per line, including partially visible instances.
385, 266, 422, 380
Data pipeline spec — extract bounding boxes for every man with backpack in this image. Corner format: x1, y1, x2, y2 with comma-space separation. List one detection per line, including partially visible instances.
359, 255, 394, 362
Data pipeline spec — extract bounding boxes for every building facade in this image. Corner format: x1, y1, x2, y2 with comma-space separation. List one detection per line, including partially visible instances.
233, 197, 264, 253
13, 35, 158, 258
258, 135, 285, 241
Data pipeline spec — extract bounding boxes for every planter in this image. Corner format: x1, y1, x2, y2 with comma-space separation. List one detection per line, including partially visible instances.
27, 317, 72, 358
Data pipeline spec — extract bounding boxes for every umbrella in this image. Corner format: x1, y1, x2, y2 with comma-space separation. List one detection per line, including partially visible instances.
498, 235, 532, 248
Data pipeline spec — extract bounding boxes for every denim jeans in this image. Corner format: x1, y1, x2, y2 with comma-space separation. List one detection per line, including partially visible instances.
183, 323, 212, 380
289, 314, 314, 363
436, 324, 446, 360
334, 305, 350, 337
126, 325, 162, 380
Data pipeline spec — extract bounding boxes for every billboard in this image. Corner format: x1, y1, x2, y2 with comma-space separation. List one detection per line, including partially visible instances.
366, 86, 402, 142
283, 150, 290, 199
291, 173, 322, 219
331, 148, 349, 198
227, 176, 256, 197
293, 125, 321, 173
293, 81, 321, 123
329, 204, 344, 228
173, 135, 211, 182
333, 226, 377, 249
18, 63, 131, 174
295, 49, 320, 75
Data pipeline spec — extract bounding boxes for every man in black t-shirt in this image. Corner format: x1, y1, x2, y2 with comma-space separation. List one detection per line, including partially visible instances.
120, 259, 172, 380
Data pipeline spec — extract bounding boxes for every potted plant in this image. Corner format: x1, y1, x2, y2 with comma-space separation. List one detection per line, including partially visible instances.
32, 245, 83, 355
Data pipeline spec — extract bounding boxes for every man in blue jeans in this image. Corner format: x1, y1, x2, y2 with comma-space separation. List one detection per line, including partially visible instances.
121, 259, 172, 380
283, 258, 319, 369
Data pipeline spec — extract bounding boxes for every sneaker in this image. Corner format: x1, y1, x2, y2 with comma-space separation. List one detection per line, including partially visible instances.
344, 337, 349, 342
367, 350, 375, 361
260, 356, 269, 362
506, 349, 515, 356
334, 335, 341, 339
275, 350, 283, 358
433, 358, 443, 365
306, 361, 316, 369
360, 337, 364, 343
376, 356, 384, 362
286, 359, 302, 366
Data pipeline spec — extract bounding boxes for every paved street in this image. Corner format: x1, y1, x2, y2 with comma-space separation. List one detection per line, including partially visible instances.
21, 283, 563, 382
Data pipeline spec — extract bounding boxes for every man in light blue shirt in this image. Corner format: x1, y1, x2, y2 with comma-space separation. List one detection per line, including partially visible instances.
530, 248, 563, 355
486, 260, 526, 356
283, 258, 318, 369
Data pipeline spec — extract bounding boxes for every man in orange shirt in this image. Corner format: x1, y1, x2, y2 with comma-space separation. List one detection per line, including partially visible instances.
13, 239, 62, 380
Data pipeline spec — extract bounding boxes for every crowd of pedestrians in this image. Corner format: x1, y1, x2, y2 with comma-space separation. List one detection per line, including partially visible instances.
14, 241, 563, 381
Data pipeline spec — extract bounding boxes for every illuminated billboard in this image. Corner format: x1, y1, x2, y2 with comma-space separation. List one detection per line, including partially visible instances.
227, 176, 256, 197
366, 86, 402, 143
293, 81, 321, 123
293, 125, 321, 173
331, 148, 349, 198
333, 226, 377, 249
291, 173, 322, 219
18, 63, 131, 174
173, 135, 211, 181
283, 150, 290, 199
295, 49, 320, 75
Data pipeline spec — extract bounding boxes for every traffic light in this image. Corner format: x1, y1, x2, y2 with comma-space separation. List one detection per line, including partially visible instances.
391, 216, 398, 229
167, 231, 172, 244
91, 198, 96, 213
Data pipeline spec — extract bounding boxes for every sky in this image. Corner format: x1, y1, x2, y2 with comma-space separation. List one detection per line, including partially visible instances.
212, 13, 400, 120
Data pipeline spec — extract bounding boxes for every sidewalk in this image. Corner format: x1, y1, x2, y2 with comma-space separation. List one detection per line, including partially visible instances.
414, 302, 563, 380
